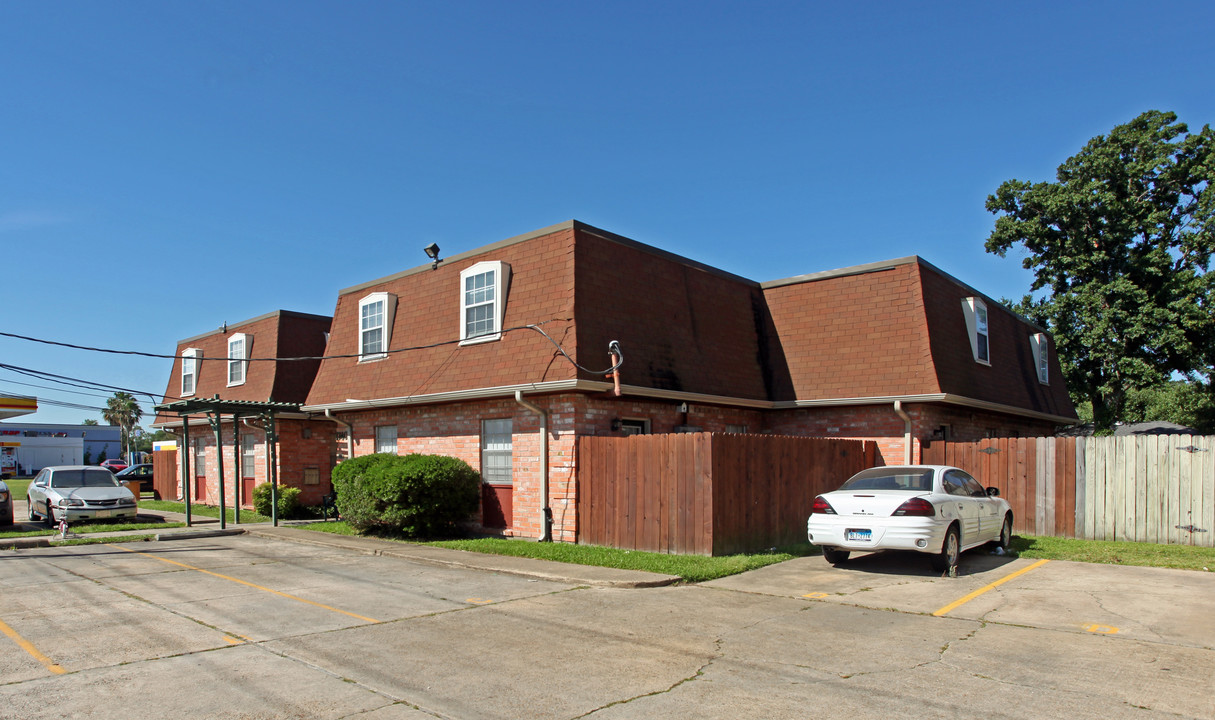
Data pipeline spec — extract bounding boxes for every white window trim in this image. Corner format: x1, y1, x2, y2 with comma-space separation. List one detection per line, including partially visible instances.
459, 260, 511, 345
480, 418, 514, 486
227, 333, 251, 387
359, 292, 396, 362
374, 425, 398, 454
960, 297, 992, 366
181, 348, 200, 397
1030, 333, 1050, 384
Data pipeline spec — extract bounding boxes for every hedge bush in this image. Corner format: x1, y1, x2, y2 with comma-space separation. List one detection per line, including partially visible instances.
330, 453, 480, 536
252, 482, 302, 519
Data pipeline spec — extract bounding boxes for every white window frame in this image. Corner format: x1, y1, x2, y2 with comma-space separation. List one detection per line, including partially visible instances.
618, 418, 650, 436
1030, 333, 1050, 384
480, 418, 514, 486
227, 333, 250, 387
241, 433, 257, 477
459, 261, 511, 345
181, 348, 200, 397
374, 425, 398, 455
961, 297, 991, 366
359, 292, 395, 362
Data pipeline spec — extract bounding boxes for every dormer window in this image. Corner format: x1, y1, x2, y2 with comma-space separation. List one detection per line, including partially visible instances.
961, 297, 991, 365
227, 333, 250, 387
359, 292, 395, 361
460, 261, 511, 344
1030, 333, 1049, 384
181, 348, 200, 396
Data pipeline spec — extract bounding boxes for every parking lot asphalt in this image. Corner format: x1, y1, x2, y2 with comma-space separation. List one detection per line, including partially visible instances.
2, 507, 1214, 719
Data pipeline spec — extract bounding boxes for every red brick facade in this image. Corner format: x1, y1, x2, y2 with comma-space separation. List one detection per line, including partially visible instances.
155, 221, 1077, 541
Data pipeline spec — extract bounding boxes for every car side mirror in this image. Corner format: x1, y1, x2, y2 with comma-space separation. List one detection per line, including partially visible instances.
986, 487, 1000, 497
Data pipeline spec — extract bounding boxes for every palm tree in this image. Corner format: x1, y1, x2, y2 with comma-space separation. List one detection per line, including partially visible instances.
102, 392, 143, 463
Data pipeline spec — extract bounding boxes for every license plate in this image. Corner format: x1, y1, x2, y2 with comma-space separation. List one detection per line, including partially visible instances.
846, 529, 872, 542
95, 510, 112, 518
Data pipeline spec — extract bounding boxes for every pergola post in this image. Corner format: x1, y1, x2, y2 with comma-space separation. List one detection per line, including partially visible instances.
181, 419, 192, 527
208, 411, 226, 531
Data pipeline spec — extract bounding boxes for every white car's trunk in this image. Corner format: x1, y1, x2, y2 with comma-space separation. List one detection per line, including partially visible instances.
824, 490, 928, 517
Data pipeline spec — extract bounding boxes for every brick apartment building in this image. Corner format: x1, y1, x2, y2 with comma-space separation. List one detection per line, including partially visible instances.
154, 220, 1076, 542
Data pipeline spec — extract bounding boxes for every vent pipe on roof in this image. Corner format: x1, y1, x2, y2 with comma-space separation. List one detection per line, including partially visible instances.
893, 401, 913, 465
515, 390, 552, 542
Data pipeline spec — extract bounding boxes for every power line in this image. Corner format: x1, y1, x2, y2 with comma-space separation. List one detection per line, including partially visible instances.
0, 321, 624, 375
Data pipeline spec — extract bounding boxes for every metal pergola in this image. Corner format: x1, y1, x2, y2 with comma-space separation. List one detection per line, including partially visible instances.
154, 396, 301, 528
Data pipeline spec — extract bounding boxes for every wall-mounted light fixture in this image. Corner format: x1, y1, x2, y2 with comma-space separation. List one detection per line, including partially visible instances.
424, 243, 443, 270
611, 418, 622, 432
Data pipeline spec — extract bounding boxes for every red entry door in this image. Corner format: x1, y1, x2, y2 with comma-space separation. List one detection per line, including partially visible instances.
481, 484, 512, 528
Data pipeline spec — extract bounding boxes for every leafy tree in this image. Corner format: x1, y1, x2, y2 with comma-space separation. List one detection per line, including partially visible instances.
136, 429, 175, 454
82, 419, 99, 426
102, 392, 144, 462
985, 110, 1215, 429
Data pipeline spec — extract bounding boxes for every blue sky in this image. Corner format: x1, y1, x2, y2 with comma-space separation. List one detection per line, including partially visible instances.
3, 1, 1213, 426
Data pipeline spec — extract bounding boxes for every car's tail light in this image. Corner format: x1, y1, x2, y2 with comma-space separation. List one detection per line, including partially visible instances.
892, 497, 935, 517
810, 496, 836, 515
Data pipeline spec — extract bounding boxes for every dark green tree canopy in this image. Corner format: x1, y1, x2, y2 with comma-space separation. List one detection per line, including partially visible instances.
985, 110, 1214, 429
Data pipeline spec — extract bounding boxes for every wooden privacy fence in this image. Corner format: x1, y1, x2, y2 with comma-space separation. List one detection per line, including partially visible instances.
923, 435, 1214, 547
577, 433, 875, 555
152, 449, 179, 501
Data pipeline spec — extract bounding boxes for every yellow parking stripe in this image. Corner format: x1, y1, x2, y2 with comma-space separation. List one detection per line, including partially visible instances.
107, 545, 380, 624
0, 616, 67, 675
932, 559, 1050, 617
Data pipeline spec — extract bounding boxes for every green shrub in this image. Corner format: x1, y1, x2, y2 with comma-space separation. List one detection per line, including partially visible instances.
331, 453, 480, 536
252, 482, 302, 519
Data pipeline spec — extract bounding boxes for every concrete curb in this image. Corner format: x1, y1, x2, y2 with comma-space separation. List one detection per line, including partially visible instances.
3, 511, 680, 589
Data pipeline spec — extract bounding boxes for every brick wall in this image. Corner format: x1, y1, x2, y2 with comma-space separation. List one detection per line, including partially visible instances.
168, 417, 336, 509
765, 402, 1061, 466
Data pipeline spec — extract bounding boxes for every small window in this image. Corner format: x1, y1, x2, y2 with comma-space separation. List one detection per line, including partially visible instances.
1030, 333, 1049, 384
618, 418, 650, 436
961, 298, 991, 365
181, 348, 200, 396
726, 424, 749, 434
480, 418, 513, 485
359, 292, 396, 361
374, 425, 397, 455
460, 261, 511, 344
227, 333, 250, 387
241, 434, 256, 474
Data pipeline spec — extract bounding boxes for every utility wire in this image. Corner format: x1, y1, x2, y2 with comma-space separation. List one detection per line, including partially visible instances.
0, 322, 625, 376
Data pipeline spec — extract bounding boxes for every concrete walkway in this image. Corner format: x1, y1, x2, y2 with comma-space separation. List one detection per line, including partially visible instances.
1, 506, 680, 589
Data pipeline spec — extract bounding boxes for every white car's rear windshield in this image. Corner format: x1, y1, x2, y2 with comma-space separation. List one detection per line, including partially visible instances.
50, 470, 120, 488
840, 469, 933, 492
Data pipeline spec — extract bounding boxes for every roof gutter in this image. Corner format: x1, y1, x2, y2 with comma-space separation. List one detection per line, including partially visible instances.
514, 390, 551, 542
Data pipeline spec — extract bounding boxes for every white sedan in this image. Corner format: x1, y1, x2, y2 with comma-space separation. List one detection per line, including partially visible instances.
27, 465, 138, 527
806, 465, 1012, 573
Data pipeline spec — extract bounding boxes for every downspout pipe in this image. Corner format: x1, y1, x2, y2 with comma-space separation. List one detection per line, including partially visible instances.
893, 400, 913, 465
514, 390, 551, 542
324, 409, 355, 460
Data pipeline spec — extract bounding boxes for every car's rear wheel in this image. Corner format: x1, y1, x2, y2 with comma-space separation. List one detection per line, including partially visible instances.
28, 497, 37, 521
930, 525, 960, 574
822, 548, 850, 565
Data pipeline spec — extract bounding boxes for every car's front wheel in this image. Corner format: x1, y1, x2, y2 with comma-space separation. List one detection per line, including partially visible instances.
44, 503, 56, 528
822, 548, 850, 565
996, 513, 1013, 552
930, 525, 960, 574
